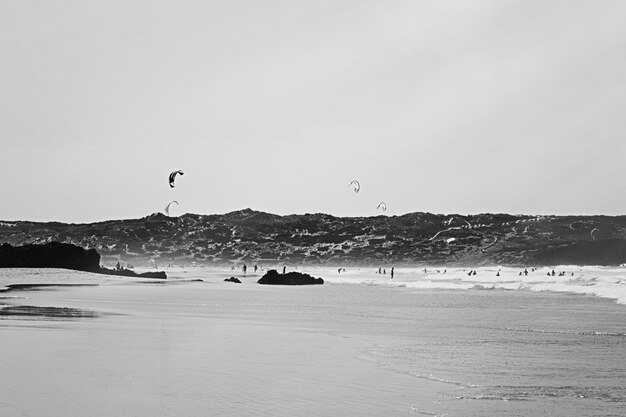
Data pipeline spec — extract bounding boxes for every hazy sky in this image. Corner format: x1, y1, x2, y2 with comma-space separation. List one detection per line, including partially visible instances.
2, 0, 625, 222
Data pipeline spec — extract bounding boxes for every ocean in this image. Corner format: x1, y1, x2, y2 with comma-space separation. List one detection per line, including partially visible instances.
1, 266, 625, 416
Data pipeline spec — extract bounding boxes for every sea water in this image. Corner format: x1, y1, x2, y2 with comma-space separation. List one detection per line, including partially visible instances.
1, 267, 625, 416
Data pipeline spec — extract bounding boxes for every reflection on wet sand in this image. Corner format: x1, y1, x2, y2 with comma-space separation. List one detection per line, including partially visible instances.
0, 305, 98, 319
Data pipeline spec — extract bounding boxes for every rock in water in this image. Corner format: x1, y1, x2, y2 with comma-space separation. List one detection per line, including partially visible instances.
0, 242, 167, 279
224, 277, 241, 283
257, 269, 324, 285
0, 242, 100, 272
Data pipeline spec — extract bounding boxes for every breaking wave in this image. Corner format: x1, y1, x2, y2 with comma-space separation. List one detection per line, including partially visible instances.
321, 266, 626, 305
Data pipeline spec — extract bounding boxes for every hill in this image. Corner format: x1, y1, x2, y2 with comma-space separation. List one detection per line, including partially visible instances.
2, 209, 626, 267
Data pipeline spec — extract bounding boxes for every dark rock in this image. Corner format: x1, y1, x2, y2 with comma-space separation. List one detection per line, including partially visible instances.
257, 269, 323, 285
0, 242, 100, 272
0, 242, 167, 279
224, 277, 241, 283
97, 267, 167, 279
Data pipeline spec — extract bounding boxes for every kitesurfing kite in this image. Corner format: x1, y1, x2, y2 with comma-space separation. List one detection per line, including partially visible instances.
348, 180, 360, 193
165, 200, 179, 216
169, 170, 184, 188
377, 202, 387, 212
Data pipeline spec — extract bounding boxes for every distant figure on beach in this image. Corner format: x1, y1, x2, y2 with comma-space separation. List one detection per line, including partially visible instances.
254, 264, 258, 273
378, 267, 382, 274
115, 261, 121, 271
472, 270, 477, 276
338, 268, 342, 274
242, 264, 247, 275
283, 266, 286, 274
496, 271, 500, 277
524, 269, 528, 276
551, 270, 556, 276
443, 269, 446, 274
383, 269, 386, 274
468, 271, 473, 276
391, 267, 394, 279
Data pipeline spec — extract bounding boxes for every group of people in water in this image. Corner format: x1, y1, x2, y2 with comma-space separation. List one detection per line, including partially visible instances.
225, 264, 575, 280
232, 264, 289, 275
373, 267, 394, 278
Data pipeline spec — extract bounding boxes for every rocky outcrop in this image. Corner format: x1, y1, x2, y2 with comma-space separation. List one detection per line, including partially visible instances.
0, 242, 100, 272
97, 267, 167, 279
257, 269, 324, 285
0, 242, 166, 279
224, 277, 241, 283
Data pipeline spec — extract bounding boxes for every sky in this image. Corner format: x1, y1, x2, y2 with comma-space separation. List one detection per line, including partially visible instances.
1, 0, 625, 223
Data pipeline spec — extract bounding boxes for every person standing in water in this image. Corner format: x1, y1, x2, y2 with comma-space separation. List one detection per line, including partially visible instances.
391, 267, 394, 279
242, 264, 247, 275
254, 264, 258, 273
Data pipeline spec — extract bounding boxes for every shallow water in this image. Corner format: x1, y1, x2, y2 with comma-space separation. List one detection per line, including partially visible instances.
1, 267, 625, 416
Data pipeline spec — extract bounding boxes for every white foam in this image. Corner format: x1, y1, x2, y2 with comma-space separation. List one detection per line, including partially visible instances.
321, 266, 626, 305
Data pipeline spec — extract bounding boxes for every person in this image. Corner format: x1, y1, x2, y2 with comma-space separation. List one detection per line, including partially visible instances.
496, 271, 500, 277
283, 266, 286, 274
383, 269, 386, 274
338, 268, 342, 274
378, 267, 382, 274
472, 270, 477, 276
524, 268, 528, 276
115, 261, 121, 271
551, 269, 555, 276
391, 267, 394, 279
242, 264, 247, 275
254, 264, 258, 273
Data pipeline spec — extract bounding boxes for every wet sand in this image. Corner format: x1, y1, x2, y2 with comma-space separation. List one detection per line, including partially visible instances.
0, 268, 449, 417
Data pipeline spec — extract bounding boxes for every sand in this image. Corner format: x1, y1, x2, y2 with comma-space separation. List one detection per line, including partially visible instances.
2, 267, 625, 416
0, 268, 449, 417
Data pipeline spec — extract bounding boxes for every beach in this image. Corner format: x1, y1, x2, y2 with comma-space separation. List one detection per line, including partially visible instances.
1, 267, 625, 416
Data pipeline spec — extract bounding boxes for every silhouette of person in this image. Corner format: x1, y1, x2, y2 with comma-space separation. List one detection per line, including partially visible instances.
283, 266, 286, 274
254, 264, 258, 273
391, 267, 394, 279
242, 264, 247, 275
524, 268, 528, 276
